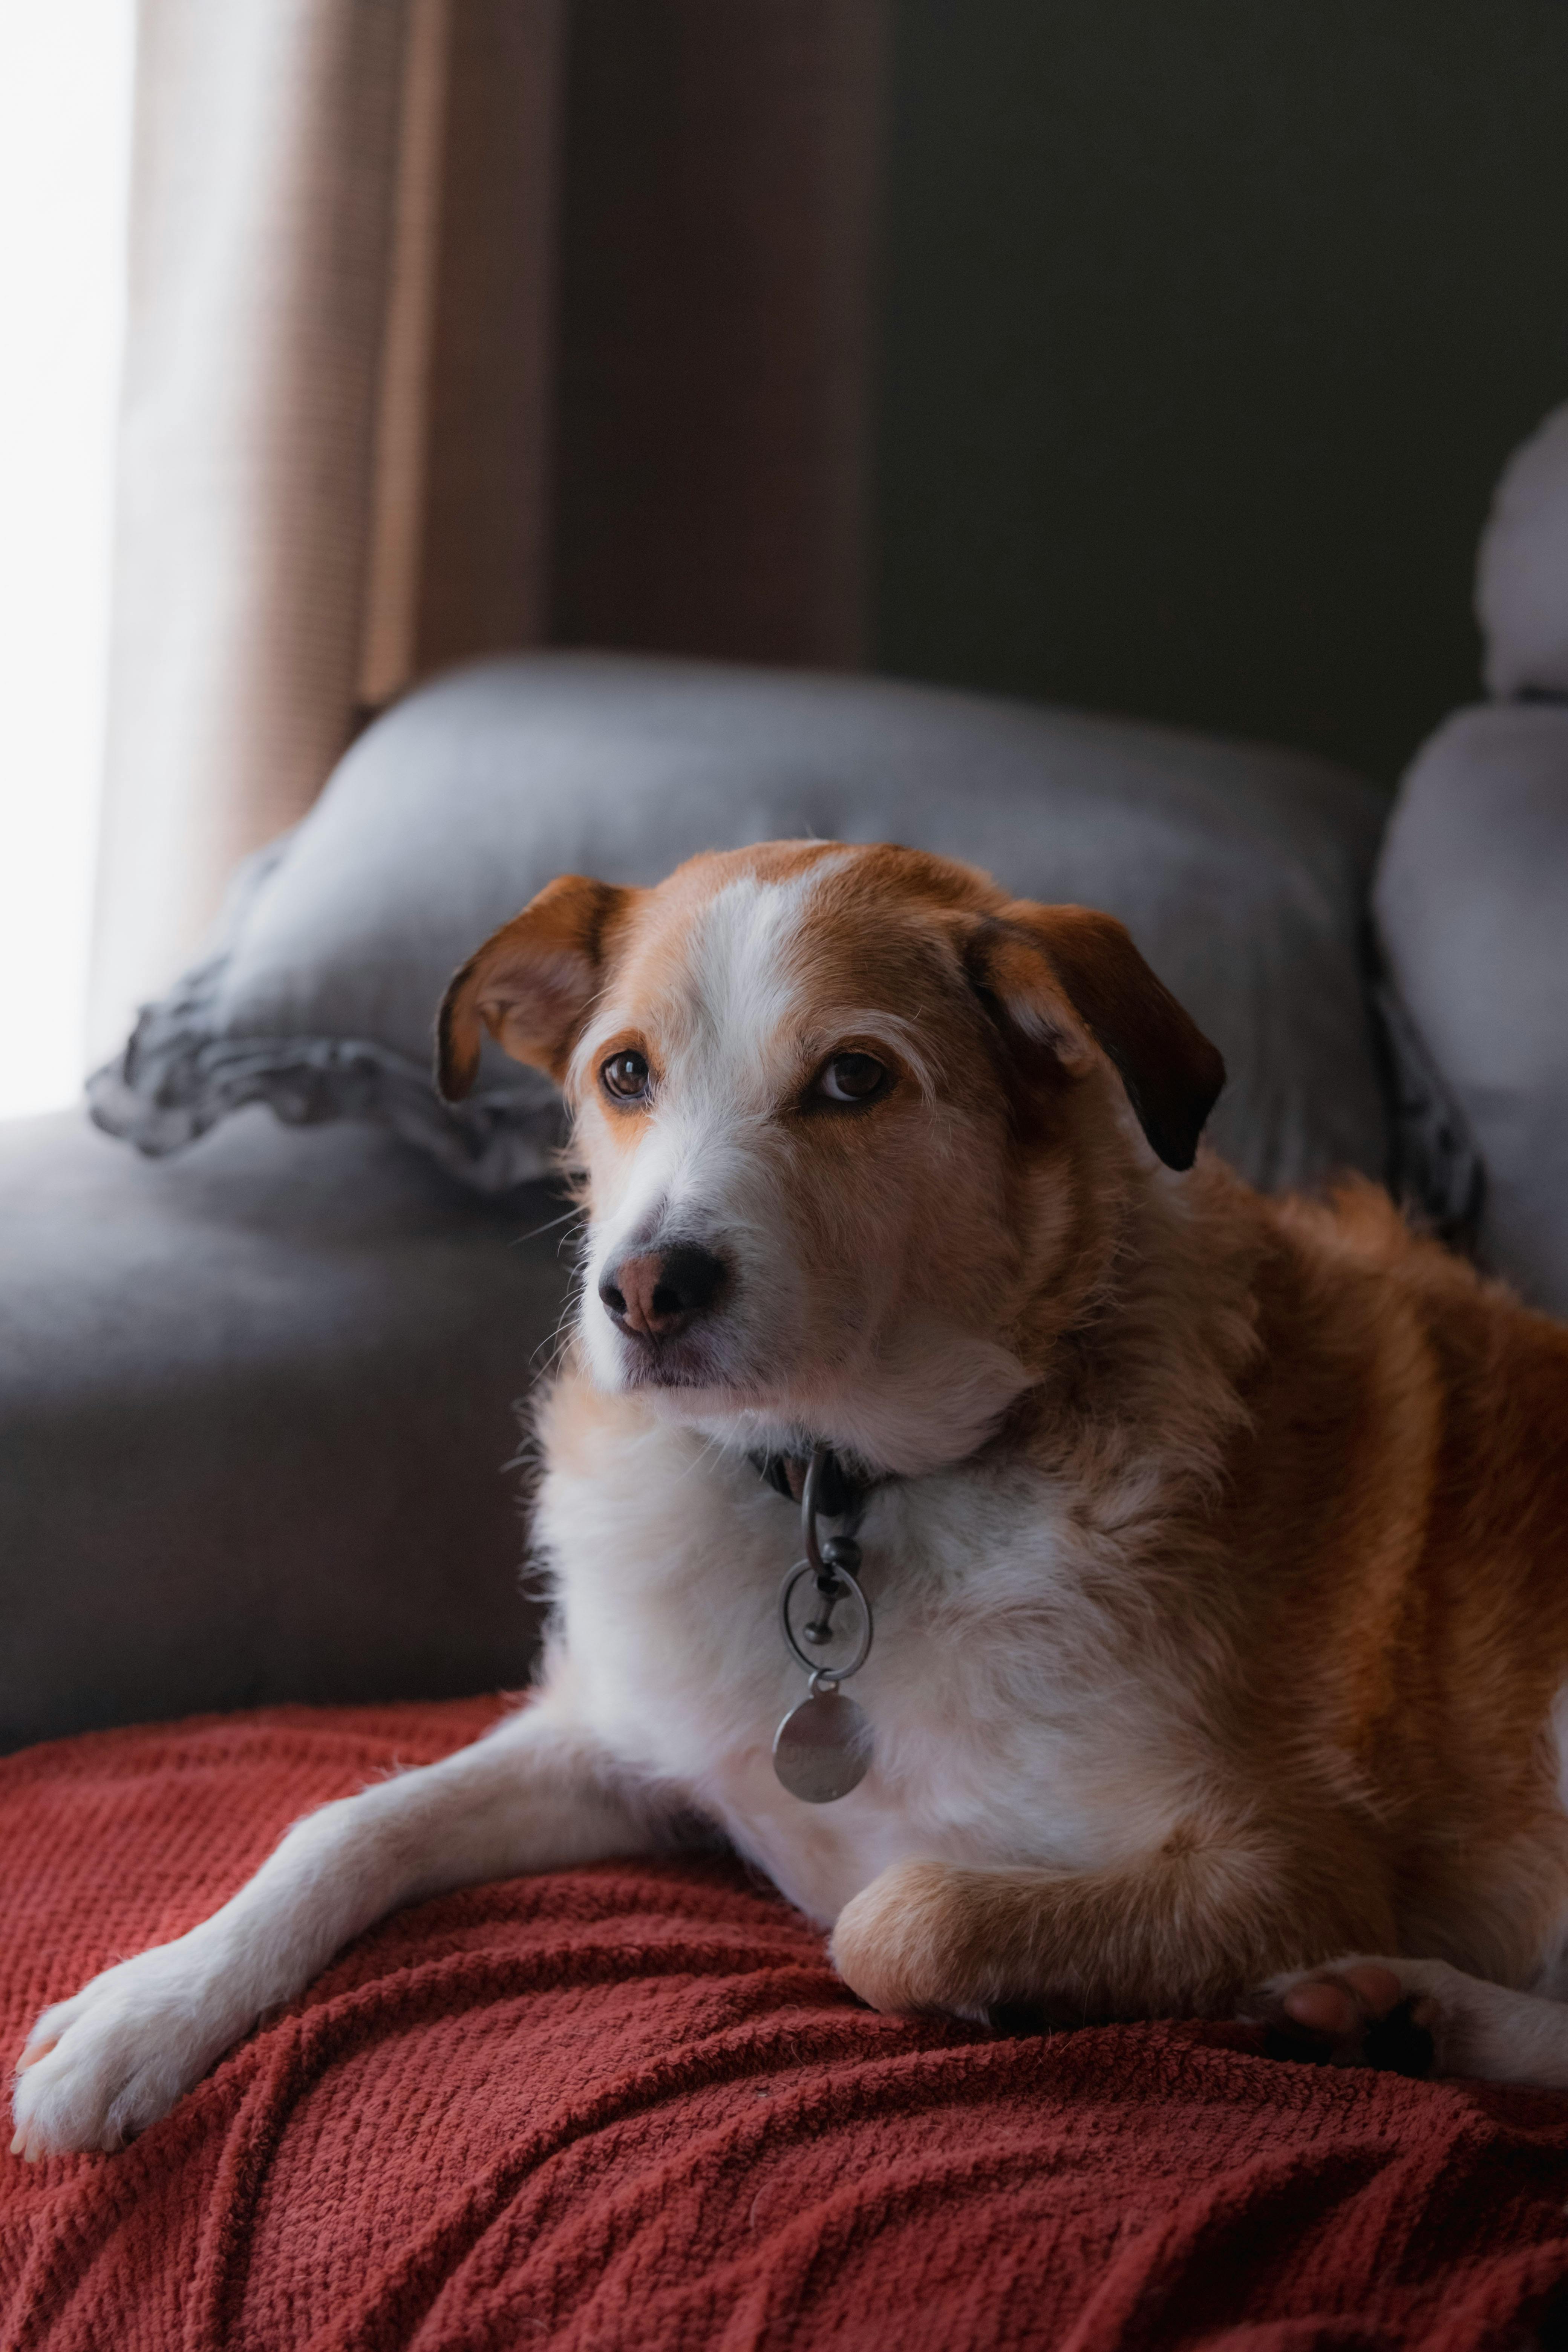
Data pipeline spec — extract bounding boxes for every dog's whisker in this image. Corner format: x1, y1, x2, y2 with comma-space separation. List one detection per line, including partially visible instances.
509, 1202, 586, 1248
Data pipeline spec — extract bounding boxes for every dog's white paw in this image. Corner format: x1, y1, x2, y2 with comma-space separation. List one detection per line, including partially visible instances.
10, 1933, 253, 2159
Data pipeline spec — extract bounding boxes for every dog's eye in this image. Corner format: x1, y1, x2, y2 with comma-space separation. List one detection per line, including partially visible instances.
601, 1049, 650, 1102
816, 1051, 889, 1105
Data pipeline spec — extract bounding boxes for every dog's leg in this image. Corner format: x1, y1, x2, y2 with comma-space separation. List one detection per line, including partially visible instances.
11, 1700, 662, 2159
1243, 1955, 1568, 2084
829, 1838, 1394, 2029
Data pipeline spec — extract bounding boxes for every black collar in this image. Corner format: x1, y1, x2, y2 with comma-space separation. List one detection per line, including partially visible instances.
751, 1390, 1037, 1519
751, 1447, 874, 1519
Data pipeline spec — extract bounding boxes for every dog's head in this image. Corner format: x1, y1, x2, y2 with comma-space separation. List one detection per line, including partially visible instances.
438, 843, 1223, 1472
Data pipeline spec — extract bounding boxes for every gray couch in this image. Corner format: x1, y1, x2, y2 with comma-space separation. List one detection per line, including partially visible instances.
5, 411, 1564, 1759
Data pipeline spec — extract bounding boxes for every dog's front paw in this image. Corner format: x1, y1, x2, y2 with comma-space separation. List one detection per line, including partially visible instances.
831, 1859, 983, 2015
11, 1934, 254, 2160
1242, 1955, 1452, 2077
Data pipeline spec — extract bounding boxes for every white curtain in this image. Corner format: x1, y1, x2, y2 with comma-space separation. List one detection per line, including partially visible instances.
89, 0, 564, 1057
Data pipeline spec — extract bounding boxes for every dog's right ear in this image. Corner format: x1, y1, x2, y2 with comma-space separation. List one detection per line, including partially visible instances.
436, 875, 635, 1100
960, 900, 1225, 1170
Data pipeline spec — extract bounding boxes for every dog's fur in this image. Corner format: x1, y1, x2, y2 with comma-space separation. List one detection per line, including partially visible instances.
15, 840, 1568, 2159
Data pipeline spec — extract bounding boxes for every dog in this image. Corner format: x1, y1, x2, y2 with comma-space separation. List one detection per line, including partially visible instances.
14, 838, 1568, 2160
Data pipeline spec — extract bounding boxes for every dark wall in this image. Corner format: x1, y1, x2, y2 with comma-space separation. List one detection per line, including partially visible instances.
873, 1, 1568, 781
551, 0, 884, 668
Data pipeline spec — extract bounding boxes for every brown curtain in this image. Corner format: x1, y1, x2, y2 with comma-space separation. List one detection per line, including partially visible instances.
89, 0, 886, 1058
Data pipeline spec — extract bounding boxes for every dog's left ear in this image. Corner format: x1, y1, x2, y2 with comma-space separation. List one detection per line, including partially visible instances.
965, 901, 1225, 1170
436, 874, 636, 1100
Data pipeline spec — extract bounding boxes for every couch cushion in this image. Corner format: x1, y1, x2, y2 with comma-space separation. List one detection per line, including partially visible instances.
90, 652, 1391, 1200
5, 1699, 1568, 2352
1374, 703, 1568, 1317
0, 1109, 571, 1750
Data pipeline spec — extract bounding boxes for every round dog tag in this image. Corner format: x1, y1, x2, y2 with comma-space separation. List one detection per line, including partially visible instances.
772, 1687, 874, 1803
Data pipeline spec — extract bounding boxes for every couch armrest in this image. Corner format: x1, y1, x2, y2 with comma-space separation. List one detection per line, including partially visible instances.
1374, 703, 1568, 1317
0, 1107, 570, 1750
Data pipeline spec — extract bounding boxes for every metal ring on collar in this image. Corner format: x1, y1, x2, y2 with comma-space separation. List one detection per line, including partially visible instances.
778, 1557, 873, 1682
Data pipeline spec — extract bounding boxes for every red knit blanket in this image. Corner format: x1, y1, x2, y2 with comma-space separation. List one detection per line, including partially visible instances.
3, 1701, 1566, 2350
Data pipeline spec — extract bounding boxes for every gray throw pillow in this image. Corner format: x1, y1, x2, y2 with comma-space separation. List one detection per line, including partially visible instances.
90, 652, 1390, 1197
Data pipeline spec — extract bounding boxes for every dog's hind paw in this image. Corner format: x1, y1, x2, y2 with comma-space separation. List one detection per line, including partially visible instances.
1241, 1955, 1449, 2076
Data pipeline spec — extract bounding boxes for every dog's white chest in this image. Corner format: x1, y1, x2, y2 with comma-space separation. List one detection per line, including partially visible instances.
534, 1424, 1141, 1926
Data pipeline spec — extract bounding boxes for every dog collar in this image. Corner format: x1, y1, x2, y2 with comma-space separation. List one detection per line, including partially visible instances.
750, 1446, 874, 1517
751, 1392, 1030, 1516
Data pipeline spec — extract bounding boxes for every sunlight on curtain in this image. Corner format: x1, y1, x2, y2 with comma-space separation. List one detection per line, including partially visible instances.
0, 0, 135, 1118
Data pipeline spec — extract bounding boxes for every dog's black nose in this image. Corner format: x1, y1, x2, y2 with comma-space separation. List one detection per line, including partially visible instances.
599, 1243, 727, 1338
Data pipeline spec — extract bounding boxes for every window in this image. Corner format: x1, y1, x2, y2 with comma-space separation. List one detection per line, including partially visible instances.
0, 1, 135, 1118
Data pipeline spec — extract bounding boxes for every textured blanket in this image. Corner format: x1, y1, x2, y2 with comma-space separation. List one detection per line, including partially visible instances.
3, 1701, 1566, 2350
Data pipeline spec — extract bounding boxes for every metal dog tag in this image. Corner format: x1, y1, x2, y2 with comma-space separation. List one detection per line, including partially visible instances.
772, 1686, 874, 1803
771, 1446, 878, 1803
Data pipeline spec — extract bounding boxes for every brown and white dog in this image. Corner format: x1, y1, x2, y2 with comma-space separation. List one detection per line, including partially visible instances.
14, 839, 1568, 2159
